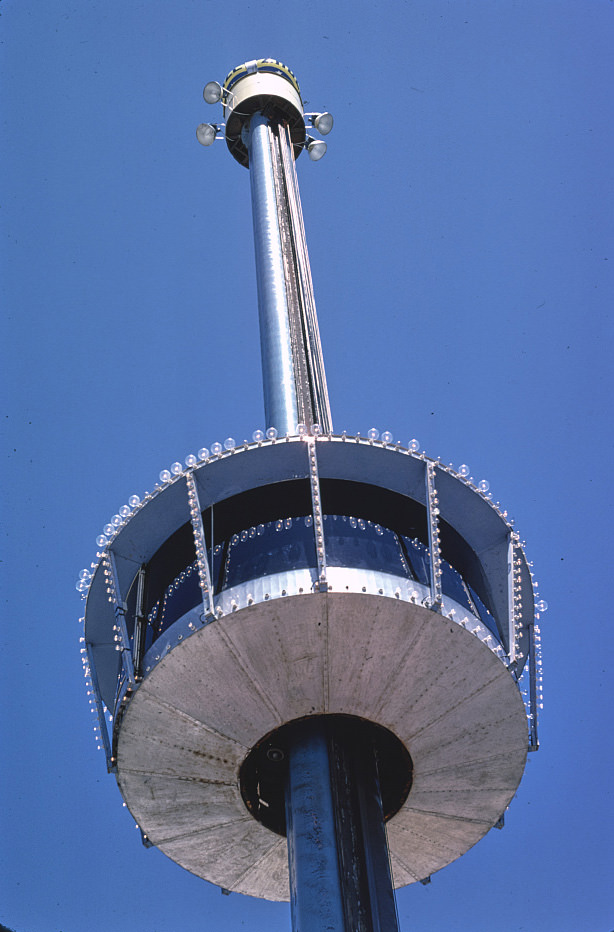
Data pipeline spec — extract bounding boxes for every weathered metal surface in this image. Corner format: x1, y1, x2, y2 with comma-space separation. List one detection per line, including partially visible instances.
116, 592, 527, 900
286, 723, 346, 931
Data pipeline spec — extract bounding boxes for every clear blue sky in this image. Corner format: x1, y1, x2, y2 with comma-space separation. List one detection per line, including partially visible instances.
2, 2, 613, 931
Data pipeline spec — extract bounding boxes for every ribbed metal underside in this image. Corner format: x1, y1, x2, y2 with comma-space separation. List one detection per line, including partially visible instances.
115, 592, 528, 900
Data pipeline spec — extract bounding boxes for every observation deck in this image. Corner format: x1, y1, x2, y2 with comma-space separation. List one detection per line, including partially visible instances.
81, 430, 540, 899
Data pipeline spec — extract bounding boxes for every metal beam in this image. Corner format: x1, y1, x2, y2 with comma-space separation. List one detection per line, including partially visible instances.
285, 718, 399, 932
248, 113, 299, 435
247, 114, 332, 435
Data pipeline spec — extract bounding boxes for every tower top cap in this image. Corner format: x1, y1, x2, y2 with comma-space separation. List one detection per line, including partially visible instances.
222, 58, 305, 167
223, 59, 302, 98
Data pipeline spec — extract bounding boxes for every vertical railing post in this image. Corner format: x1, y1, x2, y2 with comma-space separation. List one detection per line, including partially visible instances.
426, 463, 443, 610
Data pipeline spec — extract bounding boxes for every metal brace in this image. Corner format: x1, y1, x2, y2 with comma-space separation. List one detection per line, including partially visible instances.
186, 472, 216, 619
425, 462, 443, 610
307, 437, 327, 589
106, 549, 135, 685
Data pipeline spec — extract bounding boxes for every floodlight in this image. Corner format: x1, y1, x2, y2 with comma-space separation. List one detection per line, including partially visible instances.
313, 112, 333, 135
306, 137, 327, 161
196, 123, 217, 146
203, 81, 223, 104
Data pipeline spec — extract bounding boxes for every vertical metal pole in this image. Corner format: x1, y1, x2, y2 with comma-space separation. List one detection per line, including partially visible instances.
247, 113, 299, 435
286, 721, 346, 932
507, 532, 517, 664
277, 124, 333, 433
106, 549, 135, 685
307, 437, 327, 589
528, 620, 539, 751
353, 762, 400, 932
285, 719, 400, 932
85, 643, 114, 772
132, 567, 147, 678
426, 463, 443, 610
186, 472, 215, 619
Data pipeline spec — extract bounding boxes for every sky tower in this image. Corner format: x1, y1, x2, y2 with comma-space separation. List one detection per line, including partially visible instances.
79, 59, 545, 932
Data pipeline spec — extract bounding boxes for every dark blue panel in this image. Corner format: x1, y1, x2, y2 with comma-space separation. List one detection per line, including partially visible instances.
325, 515, 407, 577
223, 517, 316, 588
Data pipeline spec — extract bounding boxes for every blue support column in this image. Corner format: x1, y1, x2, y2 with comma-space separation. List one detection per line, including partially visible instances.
286, 721, 346, 932
285, 718, 400, 932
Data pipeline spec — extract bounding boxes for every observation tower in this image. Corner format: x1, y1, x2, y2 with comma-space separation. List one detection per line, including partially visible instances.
78, 60, 545, 932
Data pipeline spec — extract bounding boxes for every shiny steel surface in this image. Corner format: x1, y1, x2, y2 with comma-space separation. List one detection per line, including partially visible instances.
277, 127, 332, 432
248, 114, 299, 434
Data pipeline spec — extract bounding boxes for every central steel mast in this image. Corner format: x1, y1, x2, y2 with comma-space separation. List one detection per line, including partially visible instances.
204, 60, 333, 436
248, 113, 331, 435
205, 59, 396, 931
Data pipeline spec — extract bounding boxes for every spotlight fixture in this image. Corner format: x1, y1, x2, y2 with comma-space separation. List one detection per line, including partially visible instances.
310, 111, 334, 135
196, 123, 219, 146
306, 137, 327, 161
203, 81, 223, 104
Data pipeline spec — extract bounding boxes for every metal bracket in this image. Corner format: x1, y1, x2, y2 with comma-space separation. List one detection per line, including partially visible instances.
186, 472, 216, 619
527, 620, 539, 751
307, 437, 327, 589
86, 643, 116, 772
132, 567, 147, 678
105, 549, 136, 685
507, 532, 517, 664
425, 463, 443, 610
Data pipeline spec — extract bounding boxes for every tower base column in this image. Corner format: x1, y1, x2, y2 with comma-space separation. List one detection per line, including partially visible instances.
285, 718, 399, 932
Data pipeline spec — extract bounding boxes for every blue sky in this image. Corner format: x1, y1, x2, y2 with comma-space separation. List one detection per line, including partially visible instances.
2, 2, 613, 931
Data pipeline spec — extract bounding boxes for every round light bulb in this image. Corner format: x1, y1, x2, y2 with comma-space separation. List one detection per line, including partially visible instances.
367, 428, 380, 441
224, 437, 236, 450
211, 442, 223, 455
266, 427, 278, 440
185, 454, 197, 467
96, 534, 108, 547
171, 462, 182, 475
381, 431, 393, 444
409, 439, 420, 452
459, 464, 470, 478
296, 423, 307, 436
307, 138, 327, 161
119, 505, 131, 518
198, 447, 209, 460
311, 424, 322, 436
112, 514, 122, 527
128, 494, 140, 507
536, 600, 548, 613
103, 524, 114, 537
203, 81, 222, 104
252, 429, 265, 442
159, 469, 172, 482
314, 112, 333, 135
79, 568, 90, 581
478, 479, 490, 493
196, 123, 217, 146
